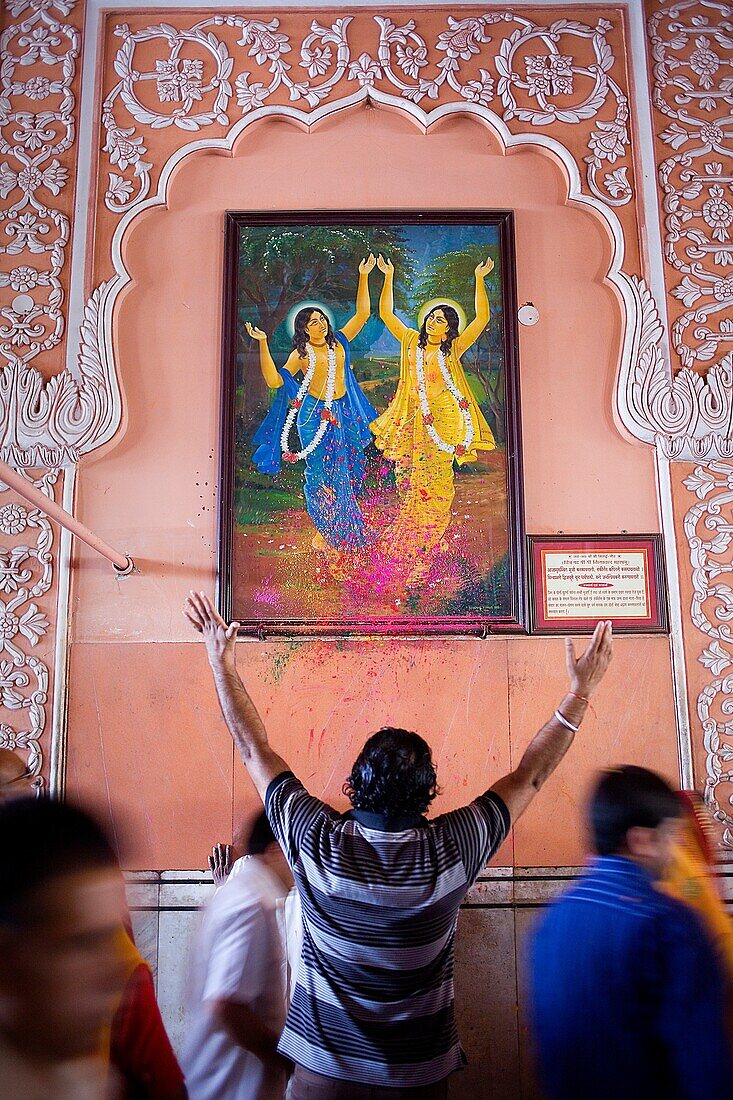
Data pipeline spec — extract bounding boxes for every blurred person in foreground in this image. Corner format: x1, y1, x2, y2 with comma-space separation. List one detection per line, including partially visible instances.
0, 796, 127, 1098
208, 830, 303, 988
185, 592, 612, 1099
181, 810, 294, 1099
528, 765, 733, 1100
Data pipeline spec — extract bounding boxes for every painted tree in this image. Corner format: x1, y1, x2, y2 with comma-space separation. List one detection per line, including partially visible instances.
238, 225, 416, 346
411, 243, 506, 443
237, 224, 416, 425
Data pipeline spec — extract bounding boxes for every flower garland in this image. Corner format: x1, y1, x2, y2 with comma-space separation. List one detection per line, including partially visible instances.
415, 343, 474, 457
281, 343, 339, 463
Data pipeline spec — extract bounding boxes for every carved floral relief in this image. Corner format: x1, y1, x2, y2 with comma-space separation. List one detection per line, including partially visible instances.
0, 0, 81, 784
99, 12, 635, 215
648, 0, 733, 371
0, 469, 56, 788
643, 0, 733, 844
1, 0, 120, 469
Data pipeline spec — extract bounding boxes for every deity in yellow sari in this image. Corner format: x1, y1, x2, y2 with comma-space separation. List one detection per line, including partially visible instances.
371, 255, 496, 583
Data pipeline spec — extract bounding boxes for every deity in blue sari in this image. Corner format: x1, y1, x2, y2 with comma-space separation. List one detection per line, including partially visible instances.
246, 257, 378, 550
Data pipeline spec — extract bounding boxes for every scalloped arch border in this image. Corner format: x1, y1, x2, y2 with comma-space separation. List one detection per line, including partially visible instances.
93, 85, 645, 456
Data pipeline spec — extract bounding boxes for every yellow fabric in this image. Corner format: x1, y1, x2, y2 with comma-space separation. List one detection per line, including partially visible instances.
661, 825, 733, 981
370, 330, 495, 574
371, 329, 495, 466
99, 927, 149, 1066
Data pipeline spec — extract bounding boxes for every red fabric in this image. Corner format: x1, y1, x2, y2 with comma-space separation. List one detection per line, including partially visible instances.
110, 962, 185, 1099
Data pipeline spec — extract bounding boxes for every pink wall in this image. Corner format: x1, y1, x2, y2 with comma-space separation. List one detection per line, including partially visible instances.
66, 108, 677, 868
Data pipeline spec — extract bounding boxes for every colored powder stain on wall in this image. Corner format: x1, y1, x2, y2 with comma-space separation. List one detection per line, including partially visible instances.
270, 641, 299, 683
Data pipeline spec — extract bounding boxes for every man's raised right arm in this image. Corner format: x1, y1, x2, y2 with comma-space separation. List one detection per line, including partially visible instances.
184, 592, 289, 802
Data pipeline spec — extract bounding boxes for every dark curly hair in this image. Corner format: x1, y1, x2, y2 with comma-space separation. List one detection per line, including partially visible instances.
418, 304, 460, 356
292, 307, 337, 359
343, 728, 439, 817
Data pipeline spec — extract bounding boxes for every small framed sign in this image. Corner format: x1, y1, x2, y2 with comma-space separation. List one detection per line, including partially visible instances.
528, 535, 668, 634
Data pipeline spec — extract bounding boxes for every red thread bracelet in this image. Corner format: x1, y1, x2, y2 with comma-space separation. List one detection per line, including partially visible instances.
570, 690, 596, 717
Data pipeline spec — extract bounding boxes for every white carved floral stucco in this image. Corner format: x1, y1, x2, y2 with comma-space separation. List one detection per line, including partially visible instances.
649, 0, 733, 372
1, 0, 77, 465
1, 0, 120, 469
101, 13, 634, 213
0, 0, 81, 786
0, 469, 56, 788
610, 0, 733, 465
617, 275, 733, 462
683, 462, 733, 844
640, 0, 733, 846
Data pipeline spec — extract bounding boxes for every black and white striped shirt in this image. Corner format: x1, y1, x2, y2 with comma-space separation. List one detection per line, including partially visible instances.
265, 771, 510, 1087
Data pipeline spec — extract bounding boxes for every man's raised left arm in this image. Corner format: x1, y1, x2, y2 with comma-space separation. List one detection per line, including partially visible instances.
490, 621, 613, 824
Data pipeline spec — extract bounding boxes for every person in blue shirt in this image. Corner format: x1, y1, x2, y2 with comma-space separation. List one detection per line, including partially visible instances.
528, 765, 733, 1100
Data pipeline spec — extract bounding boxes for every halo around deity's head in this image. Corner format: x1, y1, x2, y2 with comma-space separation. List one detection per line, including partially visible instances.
417, 298, 467, 333
286, 301, 337, 337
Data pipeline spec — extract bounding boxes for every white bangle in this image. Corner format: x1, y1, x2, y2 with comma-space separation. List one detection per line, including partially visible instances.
554, 709, 579, 733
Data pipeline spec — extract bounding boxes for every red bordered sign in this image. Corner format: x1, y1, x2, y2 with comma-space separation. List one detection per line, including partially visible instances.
528, 535, 668, 634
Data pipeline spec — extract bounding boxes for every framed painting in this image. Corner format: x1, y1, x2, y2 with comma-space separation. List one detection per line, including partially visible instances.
218, 211, 525, 636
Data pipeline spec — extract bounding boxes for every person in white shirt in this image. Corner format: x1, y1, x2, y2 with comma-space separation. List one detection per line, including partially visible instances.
182, 812, 293, 1100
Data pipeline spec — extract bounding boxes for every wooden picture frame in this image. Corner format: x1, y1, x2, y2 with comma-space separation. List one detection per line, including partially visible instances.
218, 210, 526, 636
528, 534, 668, 634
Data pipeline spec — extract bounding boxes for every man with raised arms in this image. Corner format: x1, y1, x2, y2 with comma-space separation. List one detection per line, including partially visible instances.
185, 592, 612, 1099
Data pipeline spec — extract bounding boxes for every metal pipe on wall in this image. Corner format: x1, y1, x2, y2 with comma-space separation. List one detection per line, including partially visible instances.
0, 459, 135, 575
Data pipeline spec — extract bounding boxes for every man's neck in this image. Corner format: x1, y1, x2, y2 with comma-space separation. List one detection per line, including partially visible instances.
348, 808, 427, 831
